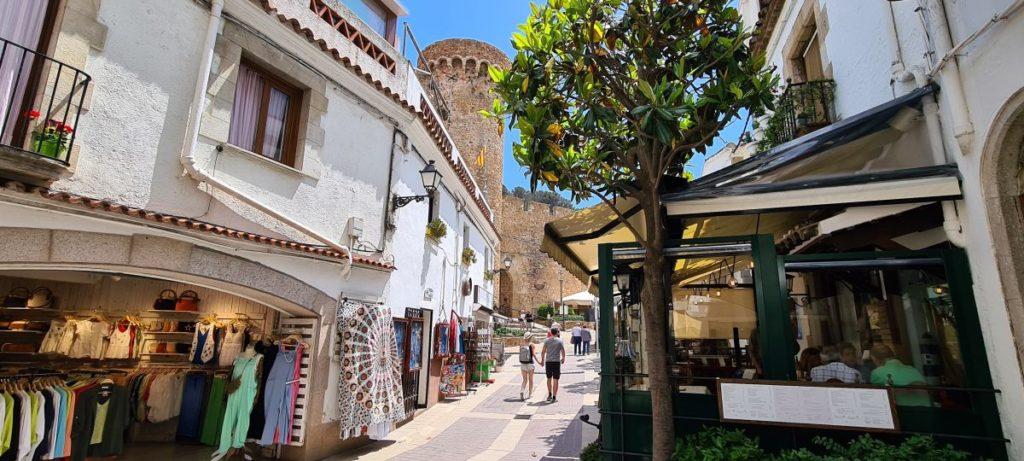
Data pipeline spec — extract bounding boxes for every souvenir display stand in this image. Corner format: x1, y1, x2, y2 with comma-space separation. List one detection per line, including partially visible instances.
0, 271, 315, 460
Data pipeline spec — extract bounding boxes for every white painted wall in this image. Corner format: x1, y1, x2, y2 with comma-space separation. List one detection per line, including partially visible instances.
745, 1, 1024, 455
36, 0, 499, 317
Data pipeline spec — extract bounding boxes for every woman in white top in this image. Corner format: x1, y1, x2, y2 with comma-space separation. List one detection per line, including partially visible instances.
518, 332, 540, 401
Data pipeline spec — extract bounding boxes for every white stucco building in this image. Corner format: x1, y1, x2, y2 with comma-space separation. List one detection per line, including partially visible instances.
736, 1, 1024, 457
0, 0, 498, 458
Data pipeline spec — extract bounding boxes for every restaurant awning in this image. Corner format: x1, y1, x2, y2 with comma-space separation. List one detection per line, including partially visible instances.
541, 84, 960, 287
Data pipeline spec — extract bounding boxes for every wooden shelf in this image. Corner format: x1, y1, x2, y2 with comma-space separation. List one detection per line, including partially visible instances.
143, 310, 200, 316
0, 330, 44, 335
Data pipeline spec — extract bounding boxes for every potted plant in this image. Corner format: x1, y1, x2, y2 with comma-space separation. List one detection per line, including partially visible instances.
461, 247, 477, 266
425, 219, 447, 242
27, 111, 73, 160
483, 270, 495, 282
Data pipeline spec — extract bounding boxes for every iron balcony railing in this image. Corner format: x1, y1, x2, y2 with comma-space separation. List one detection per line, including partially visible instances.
0, 36, 91, 164
402, 23, 451, 122
758, 79, 837, 151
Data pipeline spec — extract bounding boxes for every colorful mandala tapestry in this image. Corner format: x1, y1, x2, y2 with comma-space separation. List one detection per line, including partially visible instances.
336, 300, 405, 439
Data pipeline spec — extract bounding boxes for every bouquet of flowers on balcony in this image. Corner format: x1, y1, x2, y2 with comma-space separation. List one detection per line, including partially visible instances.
27, 110, 73, 159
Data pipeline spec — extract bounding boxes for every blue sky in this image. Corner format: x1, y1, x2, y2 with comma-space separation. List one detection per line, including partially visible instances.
401, 0, 747, 206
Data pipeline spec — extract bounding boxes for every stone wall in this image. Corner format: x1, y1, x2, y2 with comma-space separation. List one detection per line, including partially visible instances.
420, 39, 509, 205
496, 195, 587, 316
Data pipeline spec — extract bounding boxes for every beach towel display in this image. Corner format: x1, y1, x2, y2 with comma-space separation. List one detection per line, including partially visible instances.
439, 359, 466, 397
335, 300, 405, 439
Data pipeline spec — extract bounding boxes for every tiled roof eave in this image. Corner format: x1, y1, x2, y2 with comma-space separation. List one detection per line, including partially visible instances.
0, 180, 396, 271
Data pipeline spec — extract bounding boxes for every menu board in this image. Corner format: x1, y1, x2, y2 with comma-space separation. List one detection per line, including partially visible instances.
717, 379, 898, 432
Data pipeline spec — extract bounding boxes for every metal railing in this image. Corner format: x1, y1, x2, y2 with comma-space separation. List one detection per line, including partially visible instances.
402, 23, 451, 122
0, 36, 91, 164
759, 79, 837, 151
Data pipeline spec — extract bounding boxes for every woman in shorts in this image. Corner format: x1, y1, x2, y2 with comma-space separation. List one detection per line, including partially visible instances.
519, 332, 539, 400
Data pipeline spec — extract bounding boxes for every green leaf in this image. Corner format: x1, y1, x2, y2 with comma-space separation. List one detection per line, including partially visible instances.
637, 80, 656, 102
488, 65, 505, 84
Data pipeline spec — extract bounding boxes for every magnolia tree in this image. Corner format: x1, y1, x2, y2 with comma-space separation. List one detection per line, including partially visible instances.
483, 1, 774, 458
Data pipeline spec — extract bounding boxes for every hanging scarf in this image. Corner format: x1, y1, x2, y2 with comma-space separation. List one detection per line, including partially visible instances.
335, 301, 405, 439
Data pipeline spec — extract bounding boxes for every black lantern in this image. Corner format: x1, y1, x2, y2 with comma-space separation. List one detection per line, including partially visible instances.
614, 272, 631, 294
394, 160, 442, 210
420, 160, 441, 194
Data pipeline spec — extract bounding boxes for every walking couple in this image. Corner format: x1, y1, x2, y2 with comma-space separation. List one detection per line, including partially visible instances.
518, 328, 566, 402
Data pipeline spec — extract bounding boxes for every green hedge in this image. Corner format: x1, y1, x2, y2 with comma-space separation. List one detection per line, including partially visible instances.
673, 428, 976, 461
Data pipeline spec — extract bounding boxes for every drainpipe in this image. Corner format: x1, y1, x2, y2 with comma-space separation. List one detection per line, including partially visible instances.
918, 0, 974, 154
913, 66, 966, 248
178, 0, 353, 272
885, 1, 913, 85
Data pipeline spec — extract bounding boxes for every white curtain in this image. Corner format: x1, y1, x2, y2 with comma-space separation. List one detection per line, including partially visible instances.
0, 0, 48, 144
227, 63, 264, 152
261, 87, 289, 161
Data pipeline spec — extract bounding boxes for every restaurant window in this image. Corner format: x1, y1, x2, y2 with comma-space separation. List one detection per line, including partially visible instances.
785, 264, 967, 407
227, 60, 302, 166
669, 253, 759, 394
613, 249, 761, 394
342, 0, 397, 43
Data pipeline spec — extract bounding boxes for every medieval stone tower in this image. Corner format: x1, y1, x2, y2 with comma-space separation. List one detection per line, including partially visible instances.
420, 39, 509, 207
420, 39, 586, 317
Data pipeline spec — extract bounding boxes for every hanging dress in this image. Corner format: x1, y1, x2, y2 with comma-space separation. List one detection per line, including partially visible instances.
105, 322, 134, 359
212, 355, 261, 461
217, 325, 245, 367
190, 323, 217, 365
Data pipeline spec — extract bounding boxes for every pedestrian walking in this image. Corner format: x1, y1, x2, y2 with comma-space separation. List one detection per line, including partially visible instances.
518, 332, 539, 400
580, 327, 592, 355
540, 327, 565, 402
571, 324, 582, 355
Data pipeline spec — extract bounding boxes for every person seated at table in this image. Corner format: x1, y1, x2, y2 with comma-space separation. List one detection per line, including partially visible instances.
810, 344, 862, 383
869, 344, 931, 406
796, 347, 823, 381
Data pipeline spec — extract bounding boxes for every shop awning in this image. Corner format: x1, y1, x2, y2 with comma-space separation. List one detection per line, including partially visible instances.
562, 290, 596, 306
664, 165, 961, 217
541, 197, 644, 286
541, 84, 959, 288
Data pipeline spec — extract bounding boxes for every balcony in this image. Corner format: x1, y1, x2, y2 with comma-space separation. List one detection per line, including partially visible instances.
0, 36, 91, 186
758, 79, 837, 152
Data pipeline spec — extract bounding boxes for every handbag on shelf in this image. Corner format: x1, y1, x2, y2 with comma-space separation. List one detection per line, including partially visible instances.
1, 343, 37, 353
9, 321, 48, 332
2, 287, 30, 308
26, 288, 54, 309
153, 289, 178, 311
175, 290, 200, 312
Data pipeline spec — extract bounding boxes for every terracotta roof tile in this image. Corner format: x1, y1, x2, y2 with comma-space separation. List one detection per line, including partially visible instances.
0, 180, 395, 270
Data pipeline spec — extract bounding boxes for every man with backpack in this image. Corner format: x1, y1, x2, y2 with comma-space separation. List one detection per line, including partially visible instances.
518, 332, 539, 400
540, 327, 566, 402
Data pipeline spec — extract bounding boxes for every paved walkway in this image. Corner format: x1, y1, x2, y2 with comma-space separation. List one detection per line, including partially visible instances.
329, 350, 600, 460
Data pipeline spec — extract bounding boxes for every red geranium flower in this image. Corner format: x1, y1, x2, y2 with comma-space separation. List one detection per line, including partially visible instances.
26, 109, 40, 120
60, 124, 73, 134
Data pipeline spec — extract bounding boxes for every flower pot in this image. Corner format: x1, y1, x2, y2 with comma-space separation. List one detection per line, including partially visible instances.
31, 133, 65, 159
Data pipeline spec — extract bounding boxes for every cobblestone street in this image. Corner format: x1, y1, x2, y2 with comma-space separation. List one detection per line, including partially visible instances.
331, 351, 600, 460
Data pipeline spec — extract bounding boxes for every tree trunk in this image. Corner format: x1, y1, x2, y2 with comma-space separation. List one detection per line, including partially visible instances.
639, 192, 674, 460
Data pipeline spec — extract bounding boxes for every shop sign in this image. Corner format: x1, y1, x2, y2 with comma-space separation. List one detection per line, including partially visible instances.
716, 379, 898, 432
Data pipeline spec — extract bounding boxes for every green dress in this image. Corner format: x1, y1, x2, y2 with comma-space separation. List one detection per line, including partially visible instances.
200, 377, 227, 446
212, 355, 262, 460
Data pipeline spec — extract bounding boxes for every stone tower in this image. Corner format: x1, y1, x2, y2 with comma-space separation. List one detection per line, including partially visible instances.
419, 39, 509, 209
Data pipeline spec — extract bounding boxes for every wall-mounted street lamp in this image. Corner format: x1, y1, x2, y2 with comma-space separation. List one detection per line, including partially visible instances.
393, 160, 442, 210
502, 256, 512, 271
